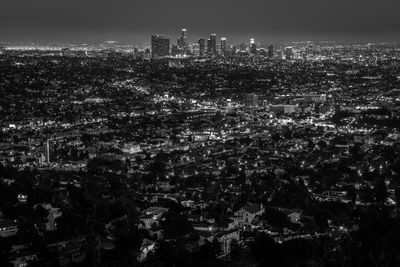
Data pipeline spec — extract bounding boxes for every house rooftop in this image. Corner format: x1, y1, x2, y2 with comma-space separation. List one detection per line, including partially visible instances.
243, 204, 263, 214
142, 206, 169, 216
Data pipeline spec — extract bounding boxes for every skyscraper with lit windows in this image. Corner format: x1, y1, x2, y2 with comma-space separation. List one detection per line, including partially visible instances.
245, 93, 259, 107
198, 39, 206, 56
250, 38, 257, 54
284, 46, 294, 60
151, 35, 170, 59
177, 28, 188, 54
268, 44, 274, 59
207, 34, 217, 56
220, 37, 227, 56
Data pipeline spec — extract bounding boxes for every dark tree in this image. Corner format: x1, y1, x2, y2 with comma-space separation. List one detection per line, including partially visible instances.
374, 179, 388, 204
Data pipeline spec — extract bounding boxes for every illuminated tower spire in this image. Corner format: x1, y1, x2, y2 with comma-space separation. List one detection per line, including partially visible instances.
46, 140, 50, 163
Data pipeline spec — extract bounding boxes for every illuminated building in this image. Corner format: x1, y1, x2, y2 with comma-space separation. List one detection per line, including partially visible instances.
46, 140, 50, 163
264, 103, 298, 114
61, 48, 74, 57
220, 37, 227, 56
250, 38, 257, 54
303, 94, 327, 103
170, 45, 180, 57
177, 28, 188, 55
151, 35, 170, 59
239, 43, 247, 52
198, 39, 206, 56
306, 41, 314, 56
268, 44, 274, 59
192, 43, 200, 56
207, 34, 217, 56
245, 94, 259, 107
284, 46, 294, 60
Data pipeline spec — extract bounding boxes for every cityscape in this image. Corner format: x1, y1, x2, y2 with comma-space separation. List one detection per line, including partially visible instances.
1, 1, 400, 267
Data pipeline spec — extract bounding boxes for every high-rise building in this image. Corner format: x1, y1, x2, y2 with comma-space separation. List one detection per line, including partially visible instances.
250, 38, 257, 55
303, 94, 327, 103
208, 34, 217, 56
171, 45, 180, 57
61, 48, 74, 57
245, 94, 259, 107
220, 38, 227, 56
306, 41, 314, 56
284, 46, 294, 60
46, 140, 50, 163
192, 44, 200, 57
177, 28, 188, 54
181, 28, 187, 42
230, 45, 237, 55
268, 44, 274, 59
198, 39, 206, 56
151, 35, 170, 59
144, 48, 151, 59
239, 43, 247, 52
133, 47, 139, 58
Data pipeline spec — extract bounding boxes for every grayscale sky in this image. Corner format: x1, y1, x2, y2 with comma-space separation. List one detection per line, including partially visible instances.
0, 0, 399, 43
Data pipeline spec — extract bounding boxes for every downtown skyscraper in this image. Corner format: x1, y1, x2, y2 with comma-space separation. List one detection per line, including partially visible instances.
177, 28, 188, 55
268, 44, 274, 59
207, 34, 217, 56
151, 35, 170, 58
250, 38, 257, 55
198, 38, 206, 57
220, 37, 227, 56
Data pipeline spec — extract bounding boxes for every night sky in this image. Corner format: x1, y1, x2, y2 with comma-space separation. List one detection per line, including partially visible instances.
1, 0, 400, 43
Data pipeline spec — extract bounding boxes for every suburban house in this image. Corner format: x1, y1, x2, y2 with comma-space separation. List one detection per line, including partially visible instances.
8, 250, 37, 267
0, 219, 19, 237
215, 229, 240, 255
234, 204, 264, 227
139, 206, 169, 229
287, 211, 302, 224
137, 238, 156, 262
34, 203, 63, 231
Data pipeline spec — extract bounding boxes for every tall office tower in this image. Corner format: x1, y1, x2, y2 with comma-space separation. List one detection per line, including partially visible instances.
267, 44, 274, 59
239, 43, 247, 52
208, 34, 217, 56
230, 45, 237, 55
133, 47, 139, 57
306, 41, 314, 57
192, 44, 200, 57
207, 39, 211, 55
177, 28, 188, 54
250, 38, 257, 54
198, 39, 206, 56
220, 37, 227, 56
182, 28, 187, 42
171, 45, 180, 57
303, 94, 327, 103
284, 46, 294, 60
151, 35, 170, 59
245, 94, 259, 107
46, 140, 50, 163
61, 48, 73, 57
327, 94, 335, 104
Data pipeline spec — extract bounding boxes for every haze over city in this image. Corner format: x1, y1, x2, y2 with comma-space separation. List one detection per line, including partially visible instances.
1, 0, 400, 43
